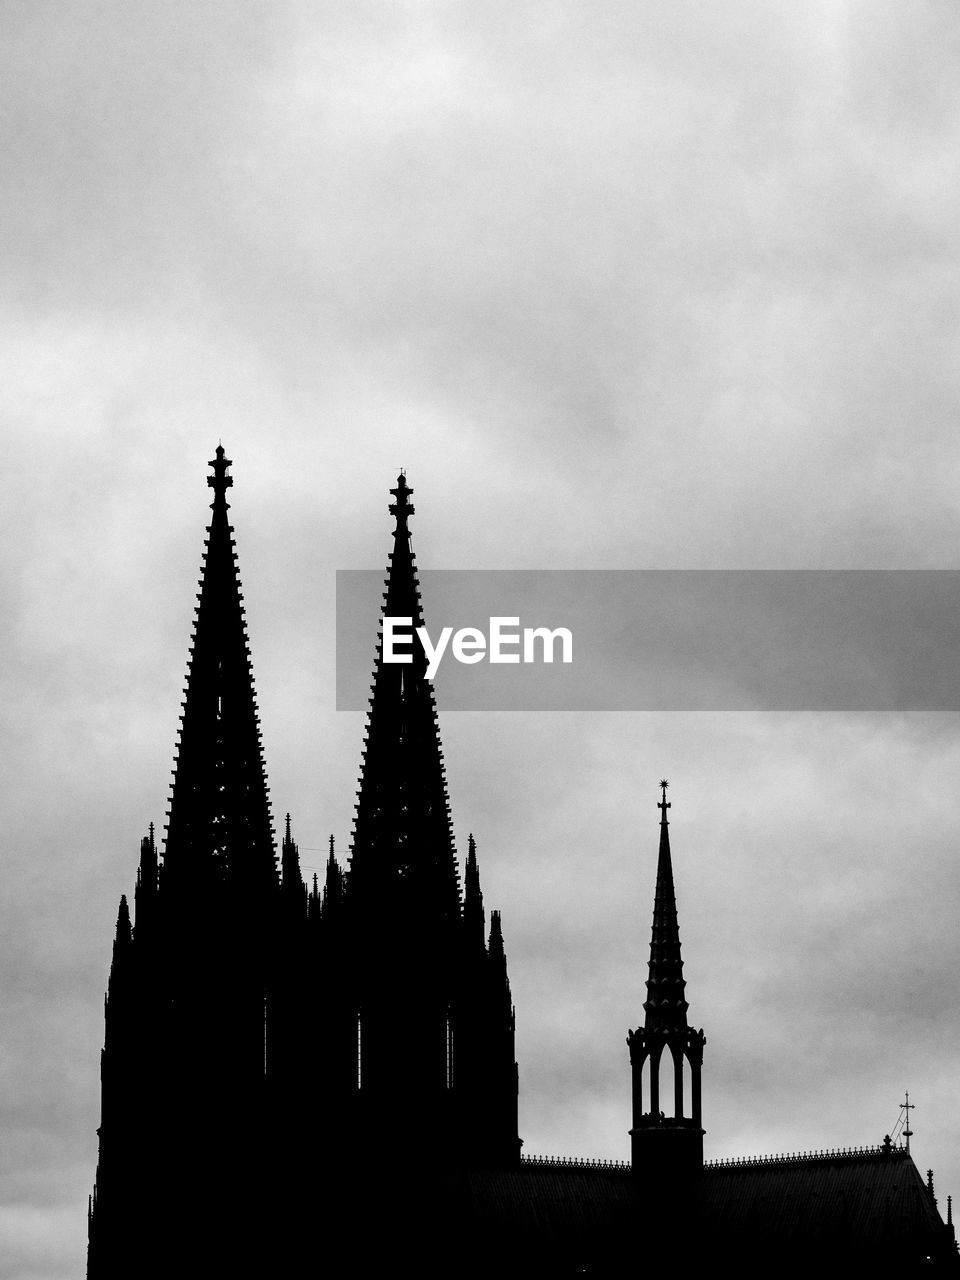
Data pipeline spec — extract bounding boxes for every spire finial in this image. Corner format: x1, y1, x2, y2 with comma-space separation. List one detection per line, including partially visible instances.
948, 1194, 953, 1227
207, 444, 233, 503
901, 1090, 914, 1153
284, 812, 292, 844
658, 779, 671, 825
388, 471, 415, 533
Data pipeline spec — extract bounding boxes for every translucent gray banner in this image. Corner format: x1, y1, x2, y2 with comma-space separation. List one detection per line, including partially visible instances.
335, 570, 960, 711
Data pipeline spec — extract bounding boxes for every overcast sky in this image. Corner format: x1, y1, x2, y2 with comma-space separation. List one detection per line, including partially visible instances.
4, 3, 960, 1276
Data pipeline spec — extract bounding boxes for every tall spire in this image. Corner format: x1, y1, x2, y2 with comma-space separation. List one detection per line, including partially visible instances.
162, 446, 276, 896
643, 780, 688, 1033
322, 836, 344, 918
348, 472, 460, 922
281, 812, 305, 913
628, 781, 705, 1178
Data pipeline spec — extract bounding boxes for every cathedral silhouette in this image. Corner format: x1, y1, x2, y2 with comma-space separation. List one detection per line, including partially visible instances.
88, 449, 957, 1277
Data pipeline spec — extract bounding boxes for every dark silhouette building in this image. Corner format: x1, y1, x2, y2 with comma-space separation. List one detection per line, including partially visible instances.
88, 449, 958, 1278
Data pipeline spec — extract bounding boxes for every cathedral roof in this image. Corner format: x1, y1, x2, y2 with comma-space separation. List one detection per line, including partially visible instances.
464, 1145, 952, 1267
702, 1142, 946, 1246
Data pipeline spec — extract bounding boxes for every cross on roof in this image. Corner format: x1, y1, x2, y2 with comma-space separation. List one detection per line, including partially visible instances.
901, 1091, 914, 1153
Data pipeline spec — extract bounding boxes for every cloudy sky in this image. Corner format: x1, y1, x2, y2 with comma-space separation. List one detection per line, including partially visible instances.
4, 2, 960, 1276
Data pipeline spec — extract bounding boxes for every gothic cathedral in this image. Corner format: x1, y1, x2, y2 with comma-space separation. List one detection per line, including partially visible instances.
88, 450, 958, 1278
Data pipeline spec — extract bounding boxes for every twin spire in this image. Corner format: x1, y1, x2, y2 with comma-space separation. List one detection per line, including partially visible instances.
348, 471, 461, 924
162, 454, 491, 948
162, 445, 276, 897
165, 448, 689, 1027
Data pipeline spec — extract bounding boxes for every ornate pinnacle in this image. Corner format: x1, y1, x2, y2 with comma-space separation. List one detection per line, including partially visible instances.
388, 471, 414, 533
207, 444, 234, 504
489, 909, 505, 959
116, 895, 131, 938
464, 832, 485, 948
643, 778, 687, 1032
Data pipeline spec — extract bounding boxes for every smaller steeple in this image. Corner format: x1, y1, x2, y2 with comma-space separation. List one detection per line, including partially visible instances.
489, 910, 507, 971
281, 813, 306, 915
105, 897, 134, 1013
488, 910, 514, 1020
322, 837, 344, 919
627, 782, 706, 1182
491, 906, 514, 1024
134, 825, 158, 932
643, 780, 689, 1033
114, 896, 132, 948
281, 813, 302, 886
464, 834, 485, 952
138, 824, 157, 887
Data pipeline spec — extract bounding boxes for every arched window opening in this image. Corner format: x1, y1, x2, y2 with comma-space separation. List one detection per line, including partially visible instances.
658, 1046, 684, 1121
675, 1050, 685, 1120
